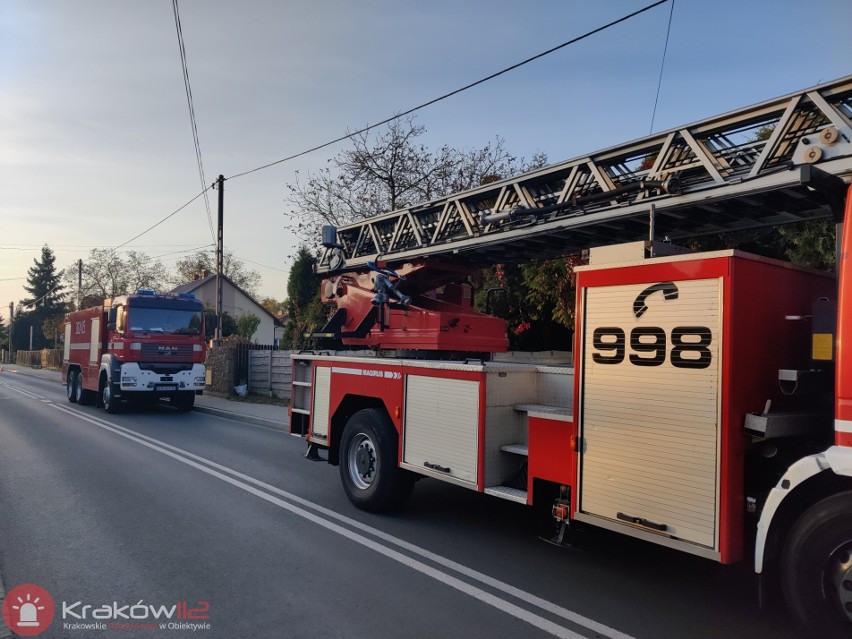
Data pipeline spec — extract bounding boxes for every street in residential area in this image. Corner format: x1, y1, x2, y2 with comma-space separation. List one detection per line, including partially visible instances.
4, 4, 852, 637
0, 366, 800, 639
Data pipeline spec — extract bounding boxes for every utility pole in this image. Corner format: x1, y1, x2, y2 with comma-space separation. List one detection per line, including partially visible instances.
215, 174, 224, 346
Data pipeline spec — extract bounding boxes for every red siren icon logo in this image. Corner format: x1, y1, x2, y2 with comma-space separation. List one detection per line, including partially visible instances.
2, 583, 55, 636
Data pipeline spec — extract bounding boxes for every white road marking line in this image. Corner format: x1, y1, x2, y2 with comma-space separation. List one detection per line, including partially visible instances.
1, 383, 44, 400
65, 407, 634, 638
50, 404, 637, 639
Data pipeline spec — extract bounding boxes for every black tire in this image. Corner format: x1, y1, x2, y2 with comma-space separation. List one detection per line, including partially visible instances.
102, 381, 121, 414
66, 370, 78, 403
73, 372, 91, 405
82, 389, 96, 406
174, 392, 195, 412
339, 408, 414, 513
781, 491, 852, 638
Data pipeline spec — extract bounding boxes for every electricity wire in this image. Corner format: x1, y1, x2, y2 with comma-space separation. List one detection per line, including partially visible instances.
110, 186, 211, 252
228, 254, 289, 274
649, 0, 675, 134
79, 1, 669, 269
152, 243, 214, 260
226, 0, 669, 181
173, 0, 215, 241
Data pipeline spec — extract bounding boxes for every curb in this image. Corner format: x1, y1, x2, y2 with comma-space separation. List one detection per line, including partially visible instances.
193, 405, 287, 431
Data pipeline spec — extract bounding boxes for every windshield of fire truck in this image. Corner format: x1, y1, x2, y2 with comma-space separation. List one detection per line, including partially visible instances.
127, 304, 203, 336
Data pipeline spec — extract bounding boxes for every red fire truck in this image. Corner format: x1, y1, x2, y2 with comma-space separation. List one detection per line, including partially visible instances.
290, 76, 852, 636
62, 289, 207, 412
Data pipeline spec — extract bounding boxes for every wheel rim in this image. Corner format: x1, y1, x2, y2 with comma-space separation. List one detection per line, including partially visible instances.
66, 374, 74, 399
347, 433, 377, 490
74, 375, 83, 402
103, 384, 111, 408
827, 541, 852, 623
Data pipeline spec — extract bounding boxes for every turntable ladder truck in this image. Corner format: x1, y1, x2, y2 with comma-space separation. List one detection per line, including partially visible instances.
290, 75, 852, 635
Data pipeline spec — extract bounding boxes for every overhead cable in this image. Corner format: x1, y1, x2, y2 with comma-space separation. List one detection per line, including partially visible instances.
226, 0, 669, 181
111, 185, 212, 252
104, 1, 669, 253
173, 0, 215, 241
649, 0, 675, 134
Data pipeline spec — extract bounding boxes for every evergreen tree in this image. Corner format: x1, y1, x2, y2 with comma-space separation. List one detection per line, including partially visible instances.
16, 245, 66, 349
283, 246, 324, 349
23, 245, 65, 313
0, 314, 7, 350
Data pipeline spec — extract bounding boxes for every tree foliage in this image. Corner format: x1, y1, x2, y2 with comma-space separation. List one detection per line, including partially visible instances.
16, 245, 66, 349
686, 220, 837, 271
282, 246, 324, 349
23, 245, 65, 314
41, 315, 64, 348
474, 260, 575, 350
236, 313, 261, 341
204, 309, 236, 341
260, 297, 285, 316
65, 249, 169, 306
173, 249, 261, 296
0, 314, 7, 348
286, 116, 546, 242
520, 257, 582, 330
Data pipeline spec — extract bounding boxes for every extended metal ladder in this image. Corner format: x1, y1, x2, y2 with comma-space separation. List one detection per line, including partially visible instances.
319, 75, 852, 273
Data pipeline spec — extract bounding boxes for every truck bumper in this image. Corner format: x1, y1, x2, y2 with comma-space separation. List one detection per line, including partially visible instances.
117, 363, 206, 394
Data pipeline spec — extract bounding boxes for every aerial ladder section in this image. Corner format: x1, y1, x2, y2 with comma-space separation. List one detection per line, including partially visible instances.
319, 75, 852, 273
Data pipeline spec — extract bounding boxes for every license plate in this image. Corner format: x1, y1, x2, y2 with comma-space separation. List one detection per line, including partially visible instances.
155, 384, 178, 392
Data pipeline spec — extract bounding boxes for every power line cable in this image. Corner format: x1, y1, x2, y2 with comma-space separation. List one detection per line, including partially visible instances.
227, 0, 669, 182
111, 186, 211, 252
1, 243, 209, 249
98, 1, 668, 260
152, 244, 214, 260
649, 0, 675, 134
227, 253, 289, 274
172, 0, 215, 241
23, 280, 66, 309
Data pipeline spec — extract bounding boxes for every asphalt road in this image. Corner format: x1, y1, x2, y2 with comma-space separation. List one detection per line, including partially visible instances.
0, 369, 804, 639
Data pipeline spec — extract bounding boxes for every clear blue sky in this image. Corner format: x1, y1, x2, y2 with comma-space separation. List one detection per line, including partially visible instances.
2, 0, 851, 313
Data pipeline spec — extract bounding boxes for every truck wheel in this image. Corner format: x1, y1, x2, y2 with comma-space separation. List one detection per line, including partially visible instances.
102, 382, 121, 414
174, 392, 195, 412
73, 372, 89, 405
781, 491, 852, 638
339, 408, 413, 513
66, 371, 78, 403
